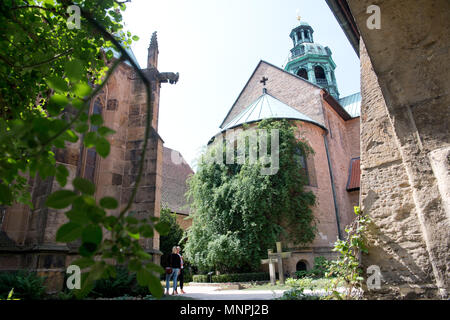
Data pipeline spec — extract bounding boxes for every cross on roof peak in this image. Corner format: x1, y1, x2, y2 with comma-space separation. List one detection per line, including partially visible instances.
260, 76, 268, 86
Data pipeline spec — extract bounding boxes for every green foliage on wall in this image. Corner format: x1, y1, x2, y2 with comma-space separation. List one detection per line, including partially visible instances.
185, 119, 317, 273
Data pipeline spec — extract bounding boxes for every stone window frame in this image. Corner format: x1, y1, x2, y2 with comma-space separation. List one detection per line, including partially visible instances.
79, 97, 104, 188
296, 259, 309, 271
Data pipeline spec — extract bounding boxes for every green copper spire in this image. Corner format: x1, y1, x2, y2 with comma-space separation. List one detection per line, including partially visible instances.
284, 19, 340, 99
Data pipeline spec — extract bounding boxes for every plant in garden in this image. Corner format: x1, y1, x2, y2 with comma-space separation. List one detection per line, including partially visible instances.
324, 206, 370, 300
0, 0, 168, 298
159, 207, 184, 266
185, 119, 317, 273
295, 256, 331, 278
0, 271, 46, 300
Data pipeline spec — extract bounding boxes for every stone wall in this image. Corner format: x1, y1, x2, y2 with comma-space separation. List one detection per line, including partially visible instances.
359, 40, 443, 299
346, 0, 450, 298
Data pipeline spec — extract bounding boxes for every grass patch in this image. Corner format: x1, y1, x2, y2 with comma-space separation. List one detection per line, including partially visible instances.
241, 282, 290, 291
242, 278, 339, 291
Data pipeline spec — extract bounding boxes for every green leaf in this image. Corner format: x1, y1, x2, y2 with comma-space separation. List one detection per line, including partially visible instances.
128, 232, 140, 240
82, 224, 102, 245
154, 221, 170, 235
139, 224, 154, 238
136, 250, 152, 260
56, 165, 69, 187
46, 76, 69, 93
0, 183, 13, 205
56, 222, 83, 242
128, 259, 142, 272
99, 196, 118, 209
74, 274, 95, 299
62, 129, 78, 143
71, 257, 95, 269
73, 82, 92, 97
73, 177, 95, 195
136, 268, 151, 287
84, 132, 97, 148
148, 274, 163, 298
65, 59, 84, 82
45, 190, 78, 209
86, 206, 106, 223
132, 35, 139, 41
98, 126, 116, 136
146, 262, 165, 274
95, 137, 110, 158
48, 94, 68, 116
90, 114, 103, 126
66, 209, 89, 225
75, 123, 89, 133
79, 242, 98, 257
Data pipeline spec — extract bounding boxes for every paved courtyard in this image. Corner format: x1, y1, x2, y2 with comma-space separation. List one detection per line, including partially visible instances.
170, 285, 287, 300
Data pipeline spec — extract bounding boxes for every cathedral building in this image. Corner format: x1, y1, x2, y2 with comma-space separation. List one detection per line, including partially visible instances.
213, 20, 361, 273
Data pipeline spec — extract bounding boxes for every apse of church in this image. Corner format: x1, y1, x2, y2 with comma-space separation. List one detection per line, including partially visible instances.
216, 19, 361, 274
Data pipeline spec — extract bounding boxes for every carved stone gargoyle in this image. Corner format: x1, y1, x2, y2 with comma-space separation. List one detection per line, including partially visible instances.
158, 72, 179, 84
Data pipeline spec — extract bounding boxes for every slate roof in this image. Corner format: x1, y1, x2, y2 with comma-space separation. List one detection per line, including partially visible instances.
221, 90, 326, 131
161, 147, 194, 215
339, 92, 361, 118
346, 157, 361, 191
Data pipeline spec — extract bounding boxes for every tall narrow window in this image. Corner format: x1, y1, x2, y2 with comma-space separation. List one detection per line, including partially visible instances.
83, 99, 102, 183
294, 147, 309, 185
314, 66, 327, 86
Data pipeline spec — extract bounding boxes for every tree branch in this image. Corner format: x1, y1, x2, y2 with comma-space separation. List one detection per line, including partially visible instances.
21, 48, 74, 70
37, 57, 123, 151
76, 7, 154, 218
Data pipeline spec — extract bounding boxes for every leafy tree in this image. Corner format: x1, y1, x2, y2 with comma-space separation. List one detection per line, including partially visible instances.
159, 207, 184, 267
0, 0, 168, 298
184, 119, 317, 273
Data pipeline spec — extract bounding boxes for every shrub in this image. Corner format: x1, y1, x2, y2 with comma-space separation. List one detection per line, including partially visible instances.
0, 270, 47, 300
278, 288, 320, 300
192, 275, 209, 283
295, 256, 331, 279
192, 272, 269, 283
88, 266, 151, 298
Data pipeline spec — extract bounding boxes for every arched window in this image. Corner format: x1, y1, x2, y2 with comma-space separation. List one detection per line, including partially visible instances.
294, 147, 309, 185
83, 98, 102, 183
314, 66, 327, 86
296, 260, 308, 271
296, 68, 308, 80
303, 30, 309, 41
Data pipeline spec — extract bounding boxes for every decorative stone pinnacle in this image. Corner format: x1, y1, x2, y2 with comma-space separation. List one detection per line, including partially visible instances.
150, 31, 158, 49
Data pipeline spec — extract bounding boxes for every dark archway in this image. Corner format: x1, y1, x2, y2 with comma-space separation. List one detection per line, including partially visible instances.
314, 66, 327, 85
297, 68, 308, 80
296, 260, 308, 271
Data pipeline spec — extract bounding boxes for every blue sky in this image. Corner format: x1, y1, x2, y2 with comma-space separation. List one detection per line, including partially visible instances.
122, 0, 360, 169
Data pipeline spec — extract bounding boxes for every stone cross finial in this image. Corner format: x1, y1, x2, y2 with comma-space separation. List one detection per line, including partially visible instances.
261, 241, 291, 285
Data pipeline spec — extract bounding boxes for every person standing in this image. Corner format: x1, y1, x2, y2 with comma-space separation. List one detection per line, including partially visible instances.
176, 246, 186, 294
165, 246, 181, 295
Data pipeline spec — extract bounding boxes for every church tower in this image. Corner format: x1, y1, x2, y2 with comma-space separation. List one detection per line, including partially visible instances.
284, 19, 340, 99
